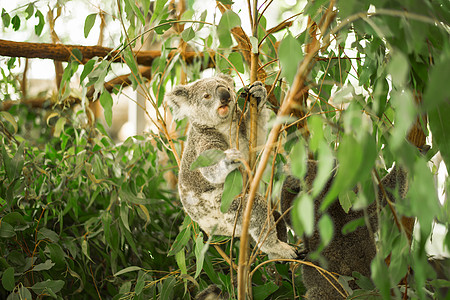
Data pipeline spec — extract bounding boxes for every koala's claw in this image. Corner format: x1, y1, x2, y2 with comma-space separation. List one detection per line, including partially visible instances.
296, 248, 308, 260
241, 81, 267, 109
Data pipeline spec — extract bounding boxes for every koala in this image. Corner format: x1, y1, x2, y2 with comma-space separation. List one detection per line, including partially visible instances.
281, 160, 408, 299
165, 74, 297, 260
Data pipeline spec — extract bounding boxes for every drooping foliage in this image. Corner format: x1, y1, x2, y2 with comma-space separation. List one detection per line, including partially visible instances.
0, 0, 449, 299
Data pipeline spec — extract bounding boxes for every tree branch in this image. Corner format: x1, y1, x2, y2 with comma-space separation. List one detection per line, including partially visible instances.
0, 39, 203, 66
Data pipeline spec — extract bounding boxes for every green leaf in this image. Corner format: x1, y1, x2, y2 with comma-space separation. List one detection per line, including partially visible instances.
71, 48, 83, 62
25, 4, 34, 20
371, 255, 391, 299
292, 193, 314, 236
160, 276, 176, 300
125, 0, 145, 24
0, 221, 15, 238
221, 169, 243, 213
252, 281, 279, 299
168, 226, 191, 256
279, 33, 303, 85
154, 19, 173, 34
338, 0, 356, 20
2, 267, 15, 291
181, 27, 195, 42
2, 142, 24, 182
318, 214, 333, 246
124, 49, 139, 81
321, 133, 376, 211
151, 0, 169, 23
339, 189, 357, 213
408, 159, 441, 237
198, 10, 207, 30
80, 59, 96, 82
2, 9, 10, 27
291, 139, 307, 179
342, 217, 365, 235
37, 228, 59, 242
53, 117, 66, 138
312, 141, 334, 198
426, 54, 450, 173
32, 259, 55, 272
13, 286, 33, 299
47, 244, 66, 269
194, 232, 211, 278
134, 271, 146, 295
308, 115, 324, 153
249, 36, 258, 54
0, 111, 18, 134
99, 90, 113, 127
228, 52, 244, 73
11, 15, 20, 31
387, 52, 409, 87
424, 54, 450, 111
217, 10, 241, 47
34, 10, 44, 36
120, 204, 130, 232
114, 266, 142, 276
390, 89, 415, 150
31, 279, 64, 294
429, 103, 450, 174
175, 250, 187, 275
190, 149, 225, 170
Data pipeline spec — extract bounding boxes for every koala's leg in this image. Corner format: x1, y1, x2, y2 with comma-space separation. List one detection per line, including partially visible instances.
240, 193, 297, 260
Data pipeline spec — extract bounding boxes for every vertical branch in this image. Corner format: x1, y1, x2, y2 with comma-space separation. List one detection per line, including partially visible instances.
47, 7, 63, 91
21, 59, 29, 98
248, 0, 259, 169
238, 2, 336, 298
238, 1, 259, 298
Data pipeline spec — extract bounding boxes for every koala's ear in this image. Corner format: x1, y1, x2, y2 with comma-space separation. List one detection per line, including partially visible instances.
165, 85, 190, 120
217, 73, 235, 88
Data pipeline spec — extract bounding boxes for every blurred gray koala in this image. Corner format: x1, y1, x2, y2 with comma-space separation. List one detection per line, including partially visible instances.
281, 160, 408, 299
165, 74, 297, 260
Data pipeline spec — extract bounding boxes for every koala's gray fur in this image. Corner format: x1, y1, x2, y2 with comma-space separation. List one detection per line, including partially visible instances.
166, 74, 296, 260
281, 160, 408, 299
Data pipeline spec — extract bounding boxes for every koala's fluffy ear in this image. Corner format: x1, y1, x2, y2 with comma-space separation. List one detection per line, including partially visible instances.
165, 85, 190, 120
217, 73, 235, 88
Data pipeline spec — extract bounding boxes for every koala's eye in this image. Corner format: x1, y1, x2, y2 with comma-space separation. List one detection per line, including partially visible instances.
203, 93, 211, 100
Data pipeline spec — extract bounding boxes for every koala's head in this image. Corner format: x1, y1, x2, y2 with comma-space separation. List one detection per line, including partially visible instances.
165, 74, 236, 127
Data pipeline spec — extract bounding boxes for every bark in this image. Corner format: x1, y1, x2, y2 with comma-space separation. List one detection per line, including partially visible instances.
0, 39, 203, 66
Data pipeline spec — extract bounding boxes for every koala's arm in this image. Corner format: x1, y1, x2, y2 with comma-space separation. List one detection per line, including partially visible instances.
193, 131, 242, 184
199, 149, 241, 184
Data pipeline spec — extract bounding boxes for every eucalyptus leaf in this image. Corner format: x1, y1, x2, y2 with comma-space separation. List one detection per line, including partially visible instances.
84, 14, 96, 38
221, 169, 242, 213
279, 33, 303, 85
190, 149, 225, 170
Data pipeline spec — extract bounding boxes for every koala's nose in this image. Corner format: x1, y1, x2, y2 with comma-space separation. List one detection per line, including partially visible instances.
217, 87, 231, 104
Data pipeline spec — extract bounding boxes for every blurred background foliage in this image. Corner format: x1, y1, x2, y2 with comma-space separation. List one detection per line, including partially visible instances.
0, 0, 449, 299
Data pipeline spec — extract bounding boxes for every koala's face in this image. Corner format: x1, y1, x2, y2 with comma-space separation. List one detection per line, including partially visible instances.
165, 74, 236, 127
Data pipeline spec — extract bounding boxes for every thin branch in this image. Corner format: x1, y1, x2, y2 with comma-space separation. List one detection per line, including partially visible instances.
237, 2, 336, 299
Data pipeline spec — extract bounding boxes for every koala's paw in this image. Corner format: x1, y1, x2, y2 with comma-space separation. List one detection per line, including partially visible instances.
242, 81, 267, 109
267, 242, 297, 261
224, 148, 243, 164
